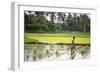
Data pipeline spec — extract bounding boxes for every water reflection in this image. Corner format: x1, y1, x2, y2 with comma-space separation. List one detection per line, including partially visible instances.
24, 44, 90, 62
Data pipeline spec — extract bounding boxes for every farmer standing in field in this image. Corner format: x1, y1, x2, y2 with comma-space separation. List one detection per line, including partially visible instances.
70, 37, 76, 59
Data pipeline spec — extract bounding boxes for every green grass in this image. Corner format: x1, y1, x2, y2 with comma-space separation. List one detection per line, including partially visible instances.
24, 32, 90, 44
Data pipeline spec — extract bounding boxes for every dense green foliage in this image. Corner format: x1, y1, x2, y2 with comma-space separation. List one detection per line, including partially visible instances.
24, 11, 90, 33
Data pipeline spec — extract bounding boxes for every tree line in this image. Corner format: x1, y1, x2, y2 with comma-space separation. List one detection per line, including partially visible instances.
24, 11, 90, 33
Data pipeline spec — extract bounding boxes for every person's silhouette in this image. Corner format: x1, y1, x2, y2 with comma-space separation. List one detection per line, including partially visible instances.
70, 37, 76, 59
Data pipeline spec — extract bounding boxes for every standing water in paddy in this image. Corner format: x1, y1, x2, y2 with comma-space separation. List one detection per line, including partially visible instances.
24, 44, 90, 61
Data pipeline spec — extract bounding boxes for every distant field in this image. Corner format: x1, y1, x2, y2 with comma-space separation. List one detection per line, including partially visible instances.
24, 32, 90, 44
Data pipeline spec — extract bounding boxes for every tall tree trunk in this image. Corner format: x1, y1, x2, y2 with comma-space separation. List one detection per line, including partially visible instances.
83, 24, 86, 32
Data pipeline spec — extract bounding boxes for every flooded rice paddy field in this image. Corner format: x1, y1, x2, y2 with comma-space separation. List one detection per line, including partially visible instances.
24, 43, 90, 62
